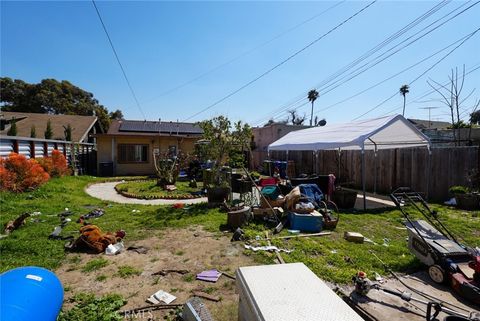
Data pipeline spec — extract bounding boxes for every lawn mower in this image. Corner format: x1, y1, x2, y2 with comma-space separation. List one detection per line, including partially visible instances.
352, 271, 480, 321
390, 187, 480, 306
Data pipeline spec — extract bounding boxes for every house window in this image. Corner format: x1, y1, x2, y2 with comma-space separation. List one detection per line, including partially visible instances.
118, 144, 148, 163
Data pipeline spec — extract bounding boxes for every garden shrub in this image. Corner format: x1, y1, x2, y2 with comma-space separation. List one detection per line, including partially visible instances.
0, 152, 50, 192
37, 150, 70, 177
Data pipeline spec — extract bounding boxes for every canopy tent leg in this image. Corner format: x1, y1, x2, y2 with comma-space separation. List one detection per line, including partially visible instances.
426, 146, 431, 200
374, 149, 377, 195
362, 148, 366, 211
337, 148, 341, 181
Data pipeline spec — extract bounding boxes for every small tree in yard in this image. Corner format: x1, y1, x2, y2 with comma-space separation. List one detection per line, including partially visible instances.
30, 125, 36, 138
6, 118, 17, 136
153, 151, 189, 187
45, 119, 53, 139
198, 116, 252, 188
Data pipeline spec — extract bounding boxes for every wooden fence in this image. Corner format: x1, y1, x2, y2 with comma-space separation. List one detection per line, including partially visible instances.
253, 146, 479, 202
0, 135, 97, 175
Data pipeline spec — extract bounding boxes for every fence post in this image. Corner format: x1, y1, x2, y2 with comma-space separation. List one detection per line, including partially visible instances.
43, 142, 48, 157
12, 139, 18, 153
30, 141, 35, 158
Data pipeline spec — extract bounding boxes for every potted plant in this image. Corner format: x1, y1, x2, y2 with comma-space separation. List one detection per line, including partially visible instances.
332, 185, 358, 209
198, 116, 252, 204
449, 170, 480, 210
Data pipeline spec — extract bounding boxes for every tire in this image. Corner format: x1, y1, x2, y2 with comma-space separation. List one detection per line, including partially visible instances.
428, 265, 445, 284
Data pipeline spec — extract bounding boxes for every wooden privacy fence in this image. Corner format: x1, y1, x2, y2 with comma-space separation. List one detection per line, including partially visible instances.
0, 135, 97, 175
253, 146, 478, 202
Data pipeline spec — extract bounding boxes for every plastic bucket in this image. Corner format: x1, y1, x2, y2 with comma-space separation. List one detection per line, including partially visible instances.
0, 266, 64, 321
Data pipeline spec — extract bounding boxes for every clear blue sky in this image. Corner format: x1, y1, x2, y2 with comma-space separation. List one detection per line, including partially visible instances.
1, 1, 479, 126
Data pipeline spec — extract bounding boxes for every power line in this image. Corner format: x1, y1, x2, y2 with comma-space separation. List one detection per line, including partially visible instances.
182, 0, 377, 122
253, 0, 458, 126
260, 0, 478, 125
91, 0, 146, 120
351, 28, 480, 121
139, 1, 346, 106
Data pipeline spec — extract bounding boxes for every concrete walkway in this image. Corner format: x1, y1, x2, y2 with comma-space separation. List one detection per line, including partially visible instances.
85, 181, 208, 205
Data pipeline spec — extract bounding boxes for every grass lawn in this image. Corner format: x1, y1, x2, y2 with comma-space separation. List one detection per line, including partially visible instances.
115, 179, 203, 199
1, 175, 479, 285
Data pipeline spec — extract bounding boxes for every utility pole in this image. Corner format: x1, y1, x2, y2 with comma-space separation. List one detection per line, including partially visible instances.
419, 107, 440, 128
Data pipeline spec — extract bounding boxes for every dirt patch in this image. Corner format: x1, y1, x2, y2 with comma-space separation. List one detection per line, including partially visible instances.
57, 226, 256, 320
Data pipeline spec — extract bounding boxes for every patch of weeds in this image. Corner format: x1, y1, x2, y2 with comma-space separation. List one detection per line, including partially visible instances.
58, 292, 126, 321
116, 265, 141, 278
182, 258, 190, 263
170, 288, 178, 293
66, 265, 77, 272
152, 276, 160, 285
150, 257, 159, 263
64, 285, 72, 292
174, 250, 185, 256
182, 273, 194, 282
203, 286, 216, 294
67, 255, 81, 264
82, 258, 109, 273
95, 274, 107, 282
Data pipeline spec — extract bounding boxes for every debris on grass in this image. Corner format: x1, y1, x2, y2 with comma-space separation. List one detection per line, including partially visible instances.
152, 269, 189, 276
82, 258, 109, 272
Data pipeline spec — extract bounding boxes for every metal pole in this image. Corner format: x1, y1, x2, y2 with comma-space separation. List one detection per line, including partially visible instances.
362, 147, 366, 211
374, 148, 377, 195
426, 145, 431, 200
337, 148, 341, 181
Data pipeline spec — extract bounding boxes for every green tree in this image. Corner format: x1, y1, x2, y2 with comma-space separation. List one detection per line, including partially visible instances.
7, 117, 17, 136
308, 89, 319, 126
0, 77, 116, 131
45, 119, 53, 139
109, 109, 124, 120
471, 109, 480, 125
30, 125, 36, 138
63, 124, 72, 141
399, 84, 410, 117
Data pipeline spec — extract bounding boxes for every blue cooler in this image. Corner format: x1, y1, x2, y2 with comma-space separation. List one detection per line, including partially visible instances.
0, 266, 64, 321
288, 212, 323, 232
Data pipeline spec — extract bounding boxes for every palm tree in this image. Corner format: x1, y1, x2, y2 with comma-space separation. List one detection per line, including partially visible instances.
399, 84, 410, 117
308, 89, 319, 126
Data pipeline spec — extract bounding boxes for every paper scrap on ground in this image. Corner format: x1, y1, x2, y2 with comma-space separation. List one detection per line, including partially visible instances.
152, 290, 176, 304
244, 244, 292, 253
196, 269, 222, 282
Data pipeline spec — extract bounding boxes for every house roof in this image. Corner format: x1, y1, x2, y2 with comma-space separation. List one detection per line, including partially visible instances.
269, 114, 430, 151
408, 118, 451, 130
104, 120, 203, 136
0, 111, 98, 142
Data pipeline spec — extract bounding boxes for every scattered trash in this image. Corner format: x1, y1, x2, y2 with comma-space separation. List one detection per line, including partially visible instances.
65, 224, 125, 253
126, 245, 149, 254
244, 244, 292, 253
330, 249, 338, 254
105, 242, 125, 255
78, 208, 104, 222
31, 211, 42, 216
255, 235, 261, 241
344, 256, 353, 263
192, 291, 220, 302
444, 197, 456, 206
183, 297, 213, 321
172, 203, 184, 209
374, 272, 384, 283
344, 231, 364, 243
287, 229, 301, 234
363, 237, 377, 245
148, 290, 176, 304
382, 238, 390, 247
131, 209, 141, 213
4, 213, 30, 234
196, 269, 222, 283
231, 227, 245, 242
165, 185, 177, 191
152, 269, 189, 276
218, 270, 236, 280
193, 232, 200, 237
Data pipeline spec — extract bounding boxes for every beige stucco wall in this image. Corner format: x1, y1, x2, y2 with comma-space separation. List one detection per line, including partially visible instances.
96, 135, 199, 176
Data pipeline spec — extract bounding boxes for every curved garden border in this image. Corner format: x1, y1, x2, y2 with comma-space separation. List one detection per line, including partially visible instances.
85, 181, 207, 205
114, 180, 202, 200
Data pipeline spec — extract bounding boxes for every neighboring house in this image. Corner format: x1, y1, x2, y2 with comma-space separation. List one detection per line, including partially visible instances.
408, 118, 451, 131
96, 119, 203, 176
251, 123, 310, 168
0, 111, 100, 143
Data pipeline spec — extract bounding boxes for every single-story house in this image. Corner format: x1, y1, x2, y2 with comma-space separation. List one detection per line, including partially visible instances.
95, 119, 203, 176
0, 111, 101, 143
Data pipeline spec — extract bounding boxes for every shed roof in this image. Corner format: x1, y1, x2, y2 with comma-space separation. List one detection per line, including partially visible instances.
105, 120, 203, 136
268, 114, 430, 151
0, 111, 98, 142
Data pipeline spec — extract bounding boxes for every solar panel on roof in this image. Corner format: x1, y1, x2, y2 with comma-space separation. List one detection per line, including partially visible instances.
118, 121, 203, 134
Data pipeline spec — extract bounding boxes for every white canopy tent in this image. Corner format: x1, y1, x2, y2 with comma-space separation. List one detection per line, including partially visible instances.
268, 115, 431, 210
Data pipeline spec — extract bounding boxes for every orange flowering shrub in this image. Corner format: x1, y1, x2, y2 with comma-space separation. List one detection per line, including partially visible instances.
0, 153, 50, 192
38, 150, 70, 177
